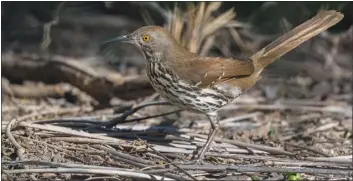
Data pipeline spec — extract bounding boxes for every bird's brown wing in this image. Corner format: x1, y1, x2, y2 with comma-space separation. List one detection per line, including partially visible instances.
166, 57, 254, 88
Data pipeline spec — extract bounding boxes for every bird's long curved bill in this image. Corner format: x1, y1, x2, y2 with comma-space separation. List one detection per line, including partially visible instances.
101, 35, 131, 45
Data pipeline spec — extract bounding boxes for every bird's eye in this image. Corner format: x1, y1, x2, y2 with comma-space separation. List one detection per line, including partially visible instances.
143, 35, 150, 42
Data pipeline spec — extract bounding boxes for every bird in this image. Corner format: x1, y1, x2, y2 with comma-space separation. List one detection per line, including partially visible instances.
103, 10, 343, 163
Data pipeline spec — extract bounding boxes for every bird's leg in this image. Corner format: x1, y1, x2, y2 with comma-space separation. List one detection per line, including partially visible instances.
196, 112, 220, 163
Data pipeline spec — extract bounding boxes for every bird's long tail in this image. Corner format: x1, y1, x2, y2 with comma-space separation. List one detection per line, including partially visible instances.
250, 10, 344, 76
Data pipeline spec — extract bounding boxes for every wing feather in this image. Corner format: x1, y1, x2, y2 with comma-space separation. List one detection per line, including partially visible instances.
166, 57, 254, 87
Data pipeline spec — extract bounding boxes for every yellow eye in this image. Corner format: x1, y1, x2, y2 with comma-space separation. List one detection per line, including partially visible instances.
143, 35, 150, 42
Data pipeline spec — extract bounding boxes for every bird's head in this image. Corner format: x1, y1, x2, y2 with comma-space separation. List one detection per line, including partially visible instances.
102, 26, 179, 62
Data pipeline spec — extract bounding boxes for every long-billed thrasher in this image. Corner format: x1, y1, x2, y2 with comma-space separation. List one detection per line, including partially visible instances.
103, 10, 343, 162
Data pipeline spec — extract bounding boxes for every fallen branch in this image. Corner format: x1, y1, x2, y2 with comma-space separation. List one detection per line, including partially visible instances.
205, 153, 351, 167
1, 80, 92, 103
305, 156, 352, 164
18, 122, 123, 142
3, 168, 174, 181
2, 53, 154, 105
178, 164, 353, 176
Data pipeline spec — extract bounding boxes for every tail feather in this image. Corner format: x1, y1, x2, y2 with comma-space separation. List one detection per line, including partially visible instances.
251, 10, 344, 76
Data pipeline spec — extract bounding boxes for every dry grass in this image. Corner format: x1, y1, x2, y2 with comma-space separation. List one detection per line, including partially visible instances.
164, 2, 246, 56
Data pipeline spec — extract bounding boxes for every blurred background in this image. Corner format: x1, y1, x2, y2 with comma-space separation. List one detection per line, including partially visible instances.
2, 2, 352, 106
1, 2, 352, 180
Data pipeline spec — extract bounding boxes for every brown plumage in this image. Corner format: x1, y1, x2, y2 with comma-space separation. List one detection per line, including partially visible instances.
166, 57, 254, 88
104, 10, 343, 163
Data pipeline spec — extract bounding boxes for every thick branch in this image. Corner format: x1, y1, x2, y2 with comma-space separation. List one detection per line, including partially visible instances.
2, 53, 154, 105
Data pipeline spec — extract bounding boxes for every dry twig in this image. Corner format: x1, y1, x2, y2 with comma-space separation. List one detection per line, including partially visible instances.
3, 168, 174, 181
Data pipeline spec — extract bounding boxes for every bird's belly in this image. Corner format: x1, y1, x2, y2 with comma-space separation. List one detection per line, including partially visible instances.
148, 75, 233, 113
